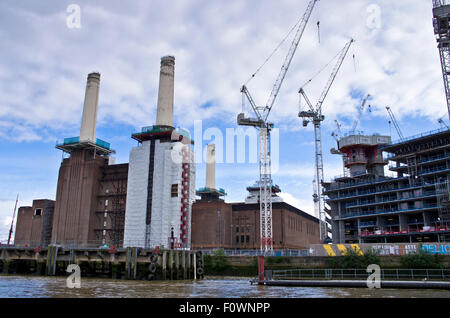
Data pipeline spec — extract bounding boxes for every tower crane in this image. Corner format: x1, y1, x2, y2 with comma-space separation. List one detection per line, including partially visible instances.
298, 38, 354, 242
433, 0, 450, 121
386, 106, 404, 140
349, 94, 371, 135
237, 0, 318, 253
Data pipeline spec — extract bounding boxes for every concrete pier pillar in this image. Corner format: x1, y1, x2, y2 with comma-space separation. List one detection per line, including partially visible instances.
125, 247, 139, 280
175, 251, 180, 279
169, 250, 174, 280
187, 251, 192, 279
80, 72, 100, 142
182, 251, 186, 279
46, 245, 59, 276
162, 251, 167, 280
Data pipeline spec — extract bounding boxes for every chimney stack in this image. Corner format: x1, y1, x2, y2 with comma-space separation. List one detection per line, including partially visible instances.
80, 72, 100, 142
206, 144, 215, 189
156, 56, 175, 127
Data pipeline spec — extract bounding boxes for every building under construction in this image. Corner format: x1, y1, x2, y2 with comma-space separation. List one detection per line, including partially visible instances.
322, 1, 450, 244
324, 129, 450, 244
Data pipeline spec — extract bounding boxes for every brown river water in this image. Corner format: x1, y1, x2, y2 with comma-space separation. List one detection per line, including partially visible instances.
0, 275, 449, 298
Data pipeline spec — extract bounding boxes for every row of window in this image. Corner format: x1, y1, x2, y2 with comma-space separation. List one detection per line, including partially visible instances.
236, 226, 250, 233
236, 235, 250, 243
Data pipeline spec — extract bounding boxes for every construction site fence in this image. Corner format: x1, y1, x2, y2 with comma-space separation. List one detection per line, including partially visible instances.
309, 243, 450, 257
199, 249, 310, 257
271, 268, 450, 281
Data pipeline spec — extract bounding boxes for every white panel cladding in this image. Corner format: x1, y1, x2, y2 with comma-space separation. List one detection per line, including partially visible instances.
149, 140, 183, 248
123, 141, 150, 247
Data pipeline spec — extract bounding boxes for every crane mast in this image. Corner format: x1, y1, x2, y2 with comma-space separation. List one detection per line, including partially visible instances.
238, 0, 318, 253
433, 0, 450, 121
299, 38, 354, 242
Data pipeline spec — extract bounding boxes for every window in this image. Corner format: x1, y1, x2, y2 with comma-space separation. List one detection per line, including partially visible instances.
241, 236, 244, 243
34, 208, 42, 216
236, 226, 239, 233
236, 236, 239, 243
105, 199, 109, 206
246, 236, 250, 243
171, 184, 178, 197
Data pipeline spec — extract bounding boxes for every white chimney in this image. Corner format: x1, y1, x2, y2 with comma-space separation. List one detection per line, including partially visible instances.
206, 144, 215, 189
156, 56, 175, 127
79, 72, 100, 142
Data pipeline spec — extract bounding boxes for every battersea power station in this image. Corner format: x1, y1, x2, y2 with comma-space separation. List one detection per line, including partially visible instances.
12, 56, 320, 252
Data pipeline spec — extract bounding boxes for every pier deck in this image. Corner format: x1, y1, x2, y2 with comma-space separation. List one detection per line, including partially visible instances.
0, 245, 204, 281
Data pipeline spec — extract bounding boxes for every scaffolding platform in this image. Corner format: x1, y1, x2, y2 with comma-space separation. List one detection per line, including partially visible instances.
56, 137, 115, 156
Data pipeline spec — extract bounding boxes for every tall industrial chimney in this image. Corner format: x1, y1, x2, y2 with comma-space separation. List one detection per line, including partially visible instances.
156, 56, 175, 127
206, 144, 215, 189
79, 72, 100, 142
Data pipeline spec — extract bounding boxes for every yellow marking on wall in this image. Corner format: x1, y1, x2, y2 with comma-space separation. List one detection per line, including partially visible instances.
337, 244, 348, 255
323, 244, 336, 256
350, 244, 364, 255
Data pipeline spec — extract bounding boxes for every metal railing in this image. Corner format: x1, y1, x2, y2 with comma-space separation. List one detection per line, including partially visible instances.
271, 268, 450, 281
340, 204, 438, 219
0, 240, 178, 250
382, 127, 450, 148
199, 249, 310, 257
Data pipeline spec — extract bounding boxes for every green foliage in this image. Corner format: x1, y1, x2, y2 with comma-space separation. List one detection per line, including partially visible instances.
326, 248, 381, 269
212, 249, 228, 271
399, 246, 443, 269
203, 254, 213, 269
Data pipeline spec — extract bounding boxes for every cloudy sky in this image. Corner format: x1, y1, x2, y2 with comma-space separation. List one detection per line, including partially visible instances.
0, 0, 447, 241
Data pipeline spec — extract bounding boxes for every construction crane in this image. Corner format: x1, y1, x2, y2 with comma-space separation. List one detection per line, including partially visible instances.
331, 119, 343, 142
298, 38, 355, 243
349, 94, 371, 135
433, 0, 450, 121
439, 116, 450, 129
386, 106, 404, 140
237, 0, 318, 253
7, 194, 19, 245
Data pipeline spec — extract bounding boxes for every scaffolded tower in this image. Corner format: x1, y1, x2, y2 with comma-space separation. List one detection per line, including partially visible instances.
123, 56, 196, 250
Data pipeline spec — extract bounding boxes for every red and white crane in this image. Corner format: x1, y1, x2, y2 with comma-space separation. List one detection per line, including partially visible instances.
298, 38, 354, 242
237, 0, 318, 253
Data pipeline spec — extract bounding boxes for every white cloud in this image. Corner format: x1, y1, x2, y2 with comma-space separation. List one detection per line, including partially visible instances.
278, 192, 315, 217
0, 0, 446, 142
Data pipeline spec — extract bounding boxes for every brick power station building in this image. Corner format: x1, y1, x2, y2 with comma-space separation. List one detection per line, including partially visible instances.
12, 57, 319, 251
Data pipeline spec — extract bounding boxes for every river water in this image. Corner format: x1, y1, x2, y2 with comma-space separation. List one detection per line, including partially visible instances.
0, 275, 449, 298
